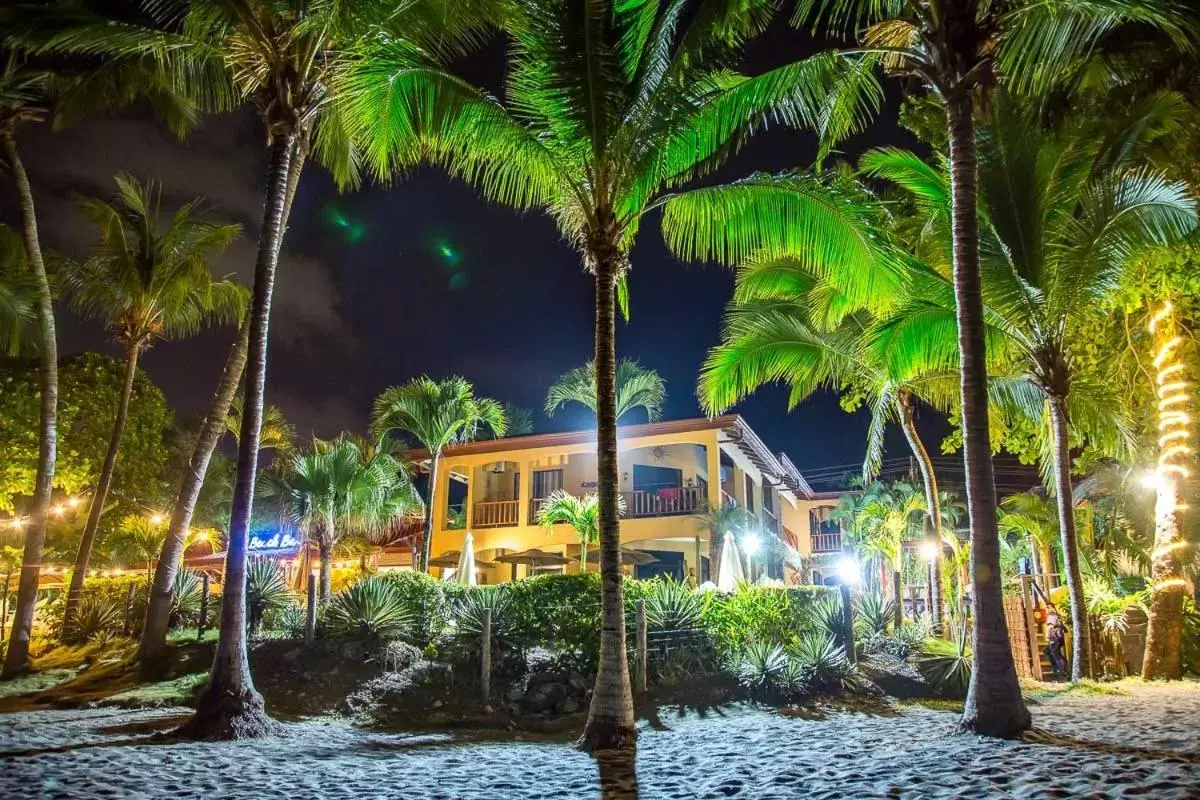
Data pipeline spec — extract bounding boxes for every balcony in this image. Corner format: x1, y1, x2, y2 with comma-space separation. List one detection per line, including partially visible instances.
473, 500, 519, 529
620, 485, 704, 518
810, 531, 843, 554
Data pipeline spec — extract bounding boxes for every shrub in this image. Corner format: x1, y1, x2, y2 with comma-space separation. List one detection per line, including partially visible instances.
170, 568, 203, 627
918, 627, 972, 698
378, 570, 454, 646
45, 574, 148, 640
812, 594, 847, 640
641, 578, 702, 632
737, 641, 788, 694
246, 557, 294, 634
863, 619, 930, 660
324, 575, 412, 640
507, 572, 603, 660
700, 585, 832, 658
453, 586, 517, 648
65, 596, 124, 644
264, 602, 307, 639
793, 632, 856, 693
854, 592, 896, 638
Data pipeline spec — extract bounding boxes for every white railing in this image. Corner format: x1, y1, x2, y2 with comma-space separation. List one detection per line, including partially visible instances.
473, 500, 519, 528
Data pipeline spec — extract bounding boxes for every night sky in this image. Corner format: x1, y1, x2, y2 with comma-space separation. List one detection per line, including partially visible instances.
1, 23, 1042, 495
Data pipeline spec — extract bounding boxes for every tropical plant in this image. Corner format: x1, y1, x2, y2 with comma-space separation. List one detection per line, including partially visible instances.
918, 627, 973, 699
999, 491, 1061, 579
10, 0, 493, 735
868, 98, 1198, 680
371, 376, 505, 573
787, 0, 1190, 738
342, 0, 889, 749
378, 570, 454, 647
792, 632, 855, 694
224, 397, 295, 455
170, 567, 204, 627
545, 360, 666, 424
537, 491, 625, 572
245, 557, 293, 635
812, 594, 847, 642
693, 502, 759, 583
453, 586, 517, 653
0, 225, 36, 357
737, 641, 789, 694
282, 435, 421, 603
64, 595, 124, 645
641, 579, 703, 633
853, 592, 896, 639
324, 575, 412, 641
58, 174, 244, 636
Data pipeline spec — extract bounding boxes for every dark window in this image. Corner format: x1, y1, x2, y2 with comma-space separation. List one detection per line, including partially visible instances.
532, 469, 563, 498
633, 464, 683, 493
744, 474, 755, 513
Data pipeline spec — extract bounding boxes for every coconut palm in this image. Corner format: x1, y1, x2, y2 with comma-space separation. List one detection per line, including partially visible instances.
58, 174, 244, 637
847, 481, 924, 596
370, 376, 505, 575
282, 436, 421, 603
224, 396, 295, 455
14, 0, 491, 735
343, 0, 889, 749
785, 0, 1191, 737
866, 99, 1198, 680
546, 360, 666, 424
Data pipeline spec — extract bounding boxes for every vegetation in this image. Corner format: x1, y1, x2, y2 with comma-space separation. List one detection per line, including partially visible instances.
545, 360, 667, 424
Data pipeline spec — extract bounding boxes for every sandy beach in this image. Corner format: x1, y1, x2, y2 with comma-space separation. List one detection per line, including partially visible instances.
2, 682, 1198, 799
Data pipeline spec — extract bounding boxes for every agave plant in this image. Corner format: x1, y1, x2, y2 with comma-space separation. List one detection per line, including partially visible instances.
245, 557, 294, 635
65, 596, 123, 644
324, 575, 412, 641
453, 586, 517, 649
919, 627, 973, 699
737, 641, 789, 694
854, 592, 896, 638
642, 580, 702, 633
812, 595, 848, 641
169, 568, 204, 627
793, 633, 856, 694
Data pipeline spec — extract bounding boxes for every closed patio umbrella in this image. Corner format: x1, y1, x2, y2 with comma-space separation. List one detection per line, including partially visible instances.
455, 533, 477, 586
717, 531, 744, 592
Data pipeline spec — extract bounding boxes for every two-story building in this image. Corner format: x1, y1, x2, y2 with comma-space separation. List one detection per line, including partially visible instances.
413, 415, 846, 584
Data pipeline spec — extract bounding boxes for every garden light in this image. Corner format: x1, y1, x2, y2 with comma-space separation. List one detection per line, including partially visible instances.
742, 534, 761, 556
149, 513, 165, 526
920, 541, 939, 561
836, 556, 861, 585
67, 497, 80, 508
51, 505, 65, 516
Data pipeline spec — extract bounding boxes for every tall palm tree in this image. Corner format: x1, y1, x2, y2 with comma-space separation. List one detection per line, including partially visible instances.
866, 100, 1197, 680
788, 0, 1190, 736
282, 436, 421, 603
847, 481, 924, 595
344, 0, 884, 750
546, 360, 666, 424
370, 376, 505, 575
999, 491, 1060, 581
59, 174, 244, 636
17, 0, 491, 736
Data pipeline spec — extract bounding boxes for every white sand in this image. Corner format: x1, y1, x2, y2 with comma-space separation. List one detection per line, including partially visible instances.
2, 683, 1198, 799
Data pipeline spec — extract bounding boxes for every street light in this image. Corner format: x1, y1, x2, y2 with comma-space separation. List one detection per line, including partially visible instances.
920, 541, 939, 561
836, 556, 860, 585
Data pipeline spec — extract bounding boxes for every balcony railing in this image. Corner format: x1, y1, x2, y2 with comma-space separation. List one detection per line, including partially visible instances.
620, 486, 704, 518
473, 500, 519, 529
810, 531, 843, 554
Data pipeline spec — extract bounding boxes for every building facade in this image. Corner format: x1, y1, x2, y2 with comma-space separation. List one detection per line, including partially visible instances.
417, 415, 845, 584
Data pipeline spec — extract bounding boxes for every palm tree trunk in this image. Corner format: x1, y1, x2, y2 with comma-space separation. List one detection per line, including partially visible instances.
945, 91, 1030, 737
896, 393, 944, 633
1141, 477, 1185, 679
579, 538, 588, 572
139, 318, 250, 674
579, 237, 636, 752
0, 132, 58, 679
320, 510, 335, 603
1047, 395, 1090, 681
62, 344, 140, 637
181, 131, 297, 740
138, 141, 304, 675
419, 455, 439, 574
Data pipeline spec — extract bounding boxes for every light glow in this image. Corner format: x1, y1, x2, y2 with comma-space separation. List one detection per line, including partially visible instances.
149, 513, 165, 526
1153, 336, 1183, 368
742, 534, 761, 556
1154, 578, 1188, 591
1148, 301, 1174, 333
920, 541, 939, 560
67, 497, 80, 508
1152, 541, 1191, 560
836, 556, 861, 585
10, 517, 25, 529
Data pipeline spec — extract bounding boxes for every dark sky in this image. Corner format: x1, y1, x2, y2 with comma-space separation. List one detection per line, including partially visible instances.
0, 22, 1043, 495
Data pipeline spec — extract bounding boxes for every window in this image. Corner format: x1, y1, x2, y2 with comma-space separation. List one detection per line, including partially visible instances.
744, 474, 755, 514
532, 469, 563, 498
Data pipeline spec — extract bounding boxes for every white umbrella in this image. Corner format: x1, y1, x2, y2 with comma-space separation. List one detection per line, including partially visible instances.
455, 532, 478, 586
716, 531, 745, 592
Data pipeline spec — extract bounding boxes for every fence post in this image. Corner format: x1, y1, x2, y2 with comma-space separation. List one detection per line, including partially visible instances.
481, 608, 492, 709
305, 574, 317, 647
840, 583, 856, 664
1021, 574, 1042, 680
635, 598, 648, 694
198, 573, 210, 640
122, 582, 137, 635
892, 571, 903, 629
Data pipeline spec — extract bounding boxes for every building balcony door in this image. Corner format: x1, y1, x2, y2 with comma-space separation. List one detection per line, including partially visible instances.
530, 469, 565, 519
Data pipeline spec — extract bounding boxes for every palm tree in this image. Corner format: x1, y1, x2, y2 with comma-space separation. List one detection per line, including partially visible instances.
693, 502, 760, 583
370, 376, 505, 575
537, 490, 631, 572
59, 174, 244, 636
282, 436, 420, 603
847, 481, 924, 597
16, 0, 491, 736
546, 360, 666, 424
224, 396, 296, 455
999, 491, 1060, 581
787, 0, 1190, 736
343, 1, 886, 749
0, 225, 36, 356
866, 100, 1197, 680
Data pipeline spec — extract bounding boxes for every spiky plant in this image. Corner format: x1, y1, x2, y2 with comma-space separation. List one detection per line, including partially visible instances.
737, 641, 789, 694
642, 579, 703, 633
324, 575, 412, 641
792, 632, 855, 694
245, 557, 293, 635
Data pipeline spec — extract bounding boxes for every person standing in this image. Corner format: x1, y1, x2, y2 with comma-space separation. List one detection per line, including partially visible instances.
1044, 603, 1069, 677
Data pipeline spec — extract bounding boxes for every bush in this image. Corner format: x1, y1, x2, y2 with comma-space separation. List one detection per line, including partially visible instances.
507, 572, 604, 660
737, 641, 788, 694
378, 570, 454, 646
854, 592, 896, 638
793, 632, 856, 693
862, 620, 930, 660
918, 628, 972, 698
65, 596, 124, 644
44, 574, 147, 641
453, 586, 517, 648
246, 557, 295, 634
324, 575, 412, 640
641, 578, 703, 632
264, 602, 307, 639
170, 568, 203, 628
812, 594, 847, 640
700, 584, 833, 658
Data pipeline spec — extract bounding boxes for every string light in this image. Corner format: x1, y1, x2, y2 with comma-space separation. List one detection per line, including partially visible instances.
1152, 541, 1191, 560
1153, 336, 1184, 368
1154, 578, 1188, 591
149, 513, 165, 526
51, 505, 65, 516
1148, 301, 1174, 333
67, 497, 80, 509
